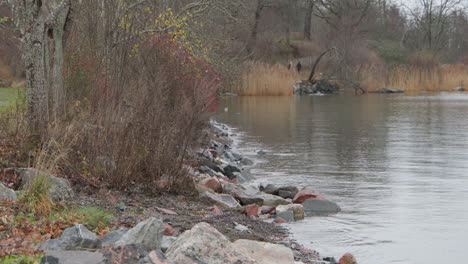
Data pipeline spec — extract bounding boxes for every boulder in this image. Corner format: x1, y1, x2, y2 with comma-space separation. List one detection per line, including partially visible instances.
223, 164, 241, 179
16, 168, 73, 202
166, 223, 255, 264
278, 190, 294, 199
276, 204, 305, 221
276, 211, 294, 222
199, 177, 222, 193
232, 239, 295, 264
40, 250, 105, 264
222, 183, 263, 205
161, 236, 176, 253
261, 184, 279, 195
0, 183, 17, 201
38, 224, 101, 251
292, 186, 325, 204
302, 199, 341, 216
198, 166, 223, 178
278, 186, 299, 196
101, 228, 129, 247
259, 193, 291, 207
202, 191, 241, 208
339, 253, 357, 264
454, 86, 465, 92
115, 217, 164, 250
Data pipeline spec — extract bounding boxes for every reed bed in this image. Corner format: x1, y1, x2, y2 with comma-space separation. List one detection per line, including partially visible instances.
362, 64, 468, 92
236, 62, 308, 96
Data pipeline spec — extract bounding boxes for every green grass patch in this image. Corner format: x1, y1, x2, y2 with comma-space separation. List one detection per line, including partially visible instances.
0, 255, 43, 264
49, 205, 114, 232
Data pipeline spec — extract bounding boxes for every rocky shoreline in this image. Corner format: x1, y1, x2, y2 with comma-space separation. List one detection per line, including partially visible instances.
0, 122, 356, 264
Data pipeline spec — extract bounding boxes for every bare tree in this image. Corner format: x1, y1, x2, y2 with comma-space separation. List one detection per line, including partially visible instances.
405, 0, 464, 53
304, 0, 315, 40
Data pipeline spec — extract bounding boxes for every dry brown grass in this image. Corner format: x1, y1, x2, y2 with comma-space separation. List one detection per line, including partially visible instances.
361, 64, 468, 92
235, 62, 308, 96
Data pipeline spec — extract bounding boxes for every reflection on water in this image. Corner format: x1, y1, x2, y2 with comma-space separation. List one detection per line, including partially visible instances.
216, 94, 468, 264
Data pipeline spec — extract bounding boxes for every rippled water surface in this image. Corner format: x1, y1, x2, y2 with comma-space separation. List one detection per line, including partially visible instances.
215, 93, 468, 264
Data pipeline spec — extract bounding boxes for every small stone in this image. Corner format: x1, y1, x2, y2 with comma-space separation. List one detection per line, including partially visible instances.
339, 253, 357, 264
257, 150, 266, 155
164, 223, 175, 236
156, 207, 178, 216
274, 217, 288, 224
209, 206, 222, 215
245, 204, 259, 217
234, 224, 249, 232
232, 239, 295, 264
276, 204, 305, 221
324, 256, 337, 264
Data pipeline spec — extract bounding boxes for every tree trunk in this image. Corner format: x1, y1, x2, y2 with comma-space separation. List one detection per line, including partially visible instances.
9, 0, 75, 134
246, 0, 264, 55
304, 0, 314, 40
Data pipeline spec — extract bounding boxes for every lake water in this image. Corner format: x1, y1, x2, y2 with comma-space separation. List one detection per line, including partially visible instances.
215, 93, 468, 264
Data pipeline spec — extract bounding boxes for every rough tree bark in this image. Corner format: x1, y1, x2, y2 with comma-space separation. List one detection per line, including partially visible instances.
5, 0, 77, 134
304, 0, 314, 40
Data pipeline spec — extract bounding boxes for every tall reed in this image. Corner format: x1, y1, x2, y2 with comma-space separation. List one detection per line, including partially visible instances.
362, 64, 468, 92
236, 62, 308, 96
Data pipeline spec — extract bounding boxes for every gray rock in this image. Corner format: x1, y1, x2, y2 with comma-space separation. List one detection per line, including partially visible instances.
202, 191, 241, 208
16, 168, 74, 202
199, 166, 223, 178
222, 93, 237, 97
161, 236, 176, 253
166, 223, 255, 264
115, 217, 164, 250
257, 150, 266, 155
278, 186, 299, 196
302, 199, 341, 216
276, 211, 295, 222
223, 164, 241, 179
233, 172, 247, 184
0, 183, 17, 201
223, 183, 263, 205
371, 88, 405, 94
261, 184, 279, 195
40, 250, 105, 264
278, 190, 294, 199
276, 204, 305, 221
232, 239, 295, 264
454, 86, 465, 91
38, 224, 101, 251
258, 193, 291, 207
101, 228, 128, 247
